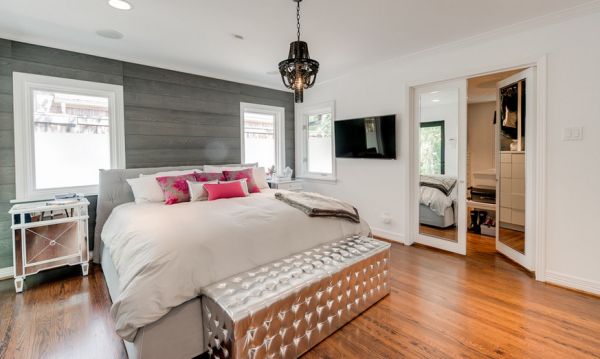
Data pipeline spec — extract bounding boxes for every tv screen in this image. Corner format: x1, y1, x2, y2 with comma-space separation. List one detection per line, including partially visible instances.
334, 115, 396, 159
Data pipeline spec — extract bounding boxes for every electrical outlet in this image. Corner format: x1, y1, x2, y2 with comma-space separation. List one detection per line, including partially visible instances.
382, 212, 392, 224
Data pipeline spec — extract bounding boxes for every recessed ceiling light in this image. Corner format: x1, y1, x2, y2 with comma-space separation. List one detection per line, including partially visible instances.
96, 29, 124, 40
430, 91, 440, 94
432, 99, 441, 103
108, 0, 132, 10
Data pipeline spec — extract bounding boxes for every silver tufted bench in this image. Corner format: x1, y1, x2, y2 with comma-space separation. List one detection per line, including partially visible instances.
201, 236, 391, 359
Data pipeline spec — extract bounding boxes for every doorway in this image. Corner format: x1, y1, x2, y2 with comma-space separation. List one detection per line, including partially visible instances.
409, 64, 543, 274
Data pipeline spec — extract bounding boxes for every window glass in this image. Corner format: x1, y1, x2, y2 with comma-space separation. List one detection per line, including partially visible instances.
419, 122, 445, 175
243, 111, 276, 171
307, 112, 333, 174
32, 90, 111, 189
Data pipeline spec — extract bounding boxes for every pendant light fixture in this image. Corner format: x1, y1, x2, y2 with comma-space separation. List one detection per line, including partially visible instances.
278, 0, 319, 103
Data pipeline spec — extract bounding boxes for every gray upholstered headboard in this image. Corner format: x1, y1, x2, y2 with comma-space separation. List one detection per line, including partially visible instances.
93, 165, 199, 263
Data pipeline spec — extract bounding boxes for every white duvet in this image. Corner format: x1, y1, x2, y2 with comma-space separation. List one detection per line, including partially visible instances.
101, 189, 370, 341
419, 186, 456, 216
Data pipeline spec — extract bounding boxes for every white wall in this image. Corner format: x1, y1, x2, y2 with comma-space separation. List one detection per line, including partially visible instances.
296, 12, 600, 293
467, 101, 496, 184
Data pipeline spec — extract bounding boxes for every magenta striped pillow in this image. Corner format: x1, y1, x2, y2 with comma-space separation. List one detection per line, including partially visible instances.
222, 168, 260, 193
194, 172, 226, 182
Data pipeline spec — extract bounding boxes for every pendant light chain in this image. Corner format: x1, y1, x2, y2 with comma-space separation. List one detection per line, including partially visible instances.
296, 1, 301, 42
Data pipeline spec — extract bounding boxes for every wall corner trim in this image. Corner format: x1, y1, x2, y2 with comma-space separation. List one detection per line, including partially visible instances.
371, 227, 407, 245
545, 270, 600, 296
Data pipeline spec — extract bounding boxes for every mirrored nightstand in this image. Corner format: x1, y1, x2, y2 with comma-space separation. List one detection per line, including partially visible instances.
9, 199, 90, 293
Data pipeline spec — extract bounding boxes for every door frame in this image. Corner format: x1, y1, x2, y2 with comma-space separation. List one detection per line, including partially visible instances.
411, 79, 468, 255
406, 55, 548, 282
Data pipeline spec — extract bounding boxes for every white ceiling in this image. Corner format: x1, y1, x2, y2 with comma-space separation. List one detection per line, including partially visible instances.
0, 0, 595, 90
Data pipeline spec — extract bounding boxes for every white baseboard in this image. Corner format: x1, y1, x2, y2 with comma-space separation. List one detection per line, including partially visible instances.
0, 266, 14, 281
545, 270, 600, 296
371, 227, 406, 244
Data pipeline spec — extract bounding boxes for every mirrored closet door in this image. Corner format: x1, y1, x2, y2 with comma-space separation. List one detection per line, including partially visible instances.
495, 68, 536, 270
413, 79, 467, 255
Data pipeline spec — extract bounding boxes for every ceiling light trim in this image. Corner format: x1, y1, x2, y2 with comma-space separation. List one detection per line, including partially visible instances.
108, 0, 132, 11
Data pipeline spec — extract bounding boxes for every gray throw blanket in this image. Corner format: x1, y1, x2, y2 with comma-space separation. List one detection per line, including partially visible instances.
420, 175, 457, 196
274, 191, 360, 223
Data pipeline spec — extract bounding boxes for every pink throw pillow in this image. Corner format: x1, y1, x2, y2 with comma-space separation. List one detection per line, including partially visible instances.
156, 174, 197, 205
222, 168, 260, 193
204, 181, 247, 201
194, 172, 226, 182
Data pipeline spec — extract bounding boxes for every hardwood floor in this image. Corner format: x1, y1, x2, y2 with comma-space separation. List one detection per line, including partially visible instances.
419, 224, 457, 242
1, 237, 599, 359
498, 227, 526, 253
0, 266, 126, 359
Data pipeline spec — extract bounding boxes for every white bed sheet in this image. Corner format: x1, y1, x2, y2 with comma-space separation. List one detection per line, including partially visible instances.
419, 186, 456, 216
101, 189, 370, 341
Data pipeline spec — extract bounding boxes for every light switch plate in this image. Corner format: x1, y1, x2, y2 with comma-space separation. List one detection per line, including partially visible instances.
563, 127, 583, 141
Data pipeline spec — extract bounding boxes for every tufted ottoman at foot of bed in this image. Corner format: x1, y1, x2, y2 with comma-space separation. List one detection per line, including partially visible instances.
201, 236, 391, 359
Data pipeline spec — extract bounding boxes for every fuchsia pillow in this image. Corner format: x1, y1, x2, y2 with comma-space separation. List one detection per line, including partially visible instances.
204, 181, 247, 201
194, 171, 226, 182
156, 174, 197, 205
222, 168, 260, 193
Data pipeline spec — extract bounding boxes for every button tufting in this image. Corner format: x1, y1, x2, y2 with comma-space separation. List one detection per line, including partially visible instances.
201, 236, 390, 359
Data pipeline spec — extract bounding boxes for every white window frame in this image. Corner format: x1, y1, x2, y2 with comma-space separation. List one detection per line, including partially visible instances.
13, 72, 126, 201
240, 102, 286, 174
296, 101, 336, 181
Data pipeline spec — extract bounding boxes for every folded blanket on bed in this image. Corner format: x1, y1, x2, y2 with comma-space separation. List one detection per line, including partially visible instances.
275, 191, 360, 223
420, 175, 457, 196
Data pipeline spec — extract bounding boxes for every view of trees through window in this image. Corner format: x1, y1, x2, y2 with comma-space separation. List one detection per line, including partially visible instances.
420, 122, 445, 175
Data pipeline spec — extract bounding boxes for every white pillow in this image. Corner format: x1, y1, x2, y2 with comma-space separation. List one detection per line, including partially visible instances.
127, 176, 165, 203
220, 178, 250, 195
253, 167, 269, 189
187, 180, 218, 201
139, 169, 200, 178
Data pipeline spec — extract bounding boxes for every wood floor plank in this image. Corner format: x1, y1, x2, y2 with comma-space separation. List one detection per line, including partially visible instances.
0, 235, 598, 359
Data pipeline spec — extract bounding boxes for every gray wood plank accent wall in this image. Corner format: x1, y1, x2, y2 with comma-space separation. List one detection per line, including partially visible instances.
0, 39, 295, 269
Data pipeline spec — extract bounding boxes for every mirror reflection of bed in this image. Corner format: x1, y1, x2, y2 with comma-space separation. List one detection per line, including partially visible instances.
418, 89, 459, 242
419, 175, 458, 242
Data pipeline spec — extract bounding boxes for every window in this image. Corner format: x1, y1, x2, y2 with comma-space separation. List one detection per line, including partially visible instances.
298, 102, 335, 180
13, 73, 125, 200
420, 121, 445, 175
240, 103, 285, 174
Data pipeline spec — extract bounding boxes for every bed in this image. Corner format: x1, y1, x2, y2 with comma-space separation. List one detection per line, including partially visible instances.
93, 165, 370, 359
419, 175, 457, 229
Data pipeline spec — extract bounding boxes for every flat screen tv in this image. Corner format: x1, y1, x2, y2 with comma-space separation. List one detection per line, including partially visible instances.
334, 115, 396, 159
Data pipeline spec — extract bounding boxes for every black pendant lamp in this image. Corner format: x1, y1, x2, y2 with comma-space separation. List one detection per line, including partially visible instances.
278, 0, 319, 103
